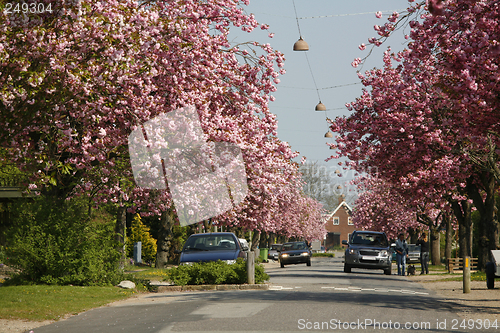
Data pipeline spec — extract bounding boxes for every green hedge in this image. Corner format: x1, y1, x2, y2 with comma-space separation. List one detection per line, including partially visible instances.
312, 253, 335, 257
165, 258, 269, 286
4, 197, 123, 286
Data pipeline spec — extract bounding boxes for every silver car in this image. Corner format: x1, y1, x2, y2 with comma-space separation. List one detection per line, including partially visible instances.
407, 244, 421, 264
268, 244, 282, 261
342, 231, 392, 275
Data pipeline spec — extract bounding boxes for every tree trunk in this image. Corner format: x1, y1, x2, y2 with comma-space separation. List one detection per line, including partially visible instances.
250, 231, 260, 251
444, 212, 453, 266
430, 226, 441, 266
268, 233, 276, 248
156, 208, 176, 268
409, 228, 418, 244
115, 205, 127, 269
450, 198, 472, 258
259, 232, 268, 249
203, 219, 210, 233
416, 211, 443, 266
467, 173, 498, 270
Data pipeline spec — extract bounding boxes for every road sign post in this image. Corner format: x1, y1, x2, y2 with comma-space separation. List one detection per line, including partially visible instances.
463, 256, 470, 293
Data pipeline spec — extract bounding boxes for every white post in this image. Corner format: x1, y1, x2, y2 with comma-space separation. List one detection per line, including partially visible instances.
247, 251, 255, 284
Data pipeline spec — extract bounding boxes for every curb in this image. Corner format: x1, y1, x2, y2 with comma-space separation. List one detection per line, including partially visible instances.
157, 284, 269, 292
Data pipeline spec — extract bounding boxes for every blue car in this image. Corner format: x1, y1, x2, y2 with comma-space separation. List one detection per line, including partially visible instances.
178, 232, 247, 265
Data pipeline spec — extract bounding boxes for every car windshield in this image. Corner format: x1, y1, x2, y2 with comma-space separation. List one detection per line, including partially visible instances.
270, 244, 282, 251
282, 242, 308, 251
183, 235, 237, 251
351, 233, 388, 247
408, 244, 421, 252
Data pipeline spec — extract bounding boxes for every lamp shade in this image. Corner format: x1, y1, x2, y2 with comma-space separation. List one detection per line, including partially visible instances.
293, 37, 309, 51
324, 131, 333, 138
315, 102, 326, 111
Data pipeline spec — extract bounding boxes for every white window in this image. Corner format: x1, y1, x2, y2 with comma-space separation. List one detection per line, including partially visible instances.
333, 217, 339, 225
348, 217, 353, 225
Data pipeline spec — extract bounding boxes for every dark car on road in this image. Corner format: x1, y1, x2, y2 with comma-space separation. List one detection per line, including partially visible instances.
342, 231, 392, 275
177, 232, 247, 265
278, 241, 312, 268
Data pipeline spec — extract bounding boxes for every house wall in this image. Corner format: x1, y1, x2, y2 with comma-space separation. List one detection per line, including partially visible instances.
324, 202, 357, 249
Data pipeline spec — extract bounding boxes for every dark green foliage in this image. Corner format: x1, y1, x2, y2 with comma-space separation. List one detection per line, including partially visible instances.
312, 253, 335, 257
4, 196, 123, 286
165, 258, 269, 286
125, 214, 157, 264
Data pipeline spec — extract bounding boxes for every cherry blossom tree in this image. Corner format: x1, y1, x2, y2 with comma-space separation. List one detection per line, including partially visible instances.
352, 175, 457, 264
351, 177, 419, 240
0, 0, 325, 265
328, 0, 499, 268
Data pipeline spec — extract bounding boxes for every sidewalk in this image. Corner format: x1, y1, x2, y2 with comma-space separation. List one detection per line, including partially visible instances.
407, 268, 500, 321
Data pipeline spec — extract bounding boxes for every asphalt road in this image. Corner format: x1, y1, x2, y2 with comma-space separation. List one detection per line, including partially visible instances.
30, 257, 482, 333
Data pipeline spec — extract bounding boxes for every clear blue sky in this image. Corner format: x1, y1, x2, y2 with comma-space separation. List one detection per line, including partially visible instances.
231, 0, 409, 164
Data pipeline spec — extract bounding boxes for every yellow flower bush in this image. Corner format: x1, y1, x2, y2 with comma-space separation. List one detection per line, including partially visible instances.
126, 214, 157, 264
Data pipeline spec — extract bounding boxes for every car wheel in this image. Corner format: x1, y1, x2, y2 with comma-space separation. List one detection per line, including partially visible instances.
280, 261, 285, 268
384, 267, 391, 275
486, 262, 495, 289
306, 260, 311, 266
344, 264, 351, 273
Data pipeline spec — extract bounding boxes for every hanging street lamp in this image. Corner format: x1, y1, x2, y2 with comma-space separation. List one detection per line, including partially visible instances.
293, 37, 309, 51
315, 101, 326, 111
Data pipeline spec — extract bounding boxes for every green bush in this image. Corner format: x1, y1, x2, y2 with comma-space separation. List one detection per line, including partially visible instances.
312, 253, 335, 257
165, 258, 269, 286
4, 196, 123, 286
126, 214, 157, 264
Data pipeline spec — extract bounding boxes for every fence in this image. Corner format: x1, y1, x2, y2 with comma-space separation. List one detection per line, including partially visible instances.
447, 257, 478, 273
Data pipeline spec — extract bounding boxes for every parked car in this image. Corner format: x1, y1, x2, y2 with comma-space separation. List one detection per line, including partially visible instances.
268, 244, 282, 260
238, 238, 250, 251
342, 231, 392, 275
486, 250, 500, 289
278, 241, 312, 268
390, 243, 420, 263
177, 232, 246, 265
407, 244, 421, 264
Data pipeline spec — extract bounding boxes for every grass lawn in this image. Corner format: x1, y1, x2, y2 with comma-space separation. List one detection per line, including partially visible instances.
125, 266, 171, 281
0, 285, 136, 321
428, 264, 447, 271
312, 253, 335, 258
433, 271, 487, 282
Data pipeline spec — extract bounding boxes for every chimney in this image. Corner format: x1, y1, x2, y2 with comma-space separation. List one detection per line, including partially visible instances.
338, 194, 345, 205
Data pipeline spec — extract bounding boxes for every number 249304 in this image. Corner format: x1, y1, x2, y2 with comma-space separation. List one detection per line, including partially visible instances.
4, 2, 53, 15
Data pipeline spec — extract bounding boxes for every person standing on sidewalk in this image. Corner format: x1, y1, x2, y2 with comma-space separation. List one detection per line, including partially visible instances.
395, 233, 409, 276
416, 232, 430, 274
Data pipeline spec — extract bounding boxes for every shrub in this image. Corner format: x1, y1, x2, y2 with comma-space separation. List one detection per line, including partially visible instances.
126, 214, 157, 264
312, 253, 335, 257
165, 258, 269, 286
4, 196, 123, 286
